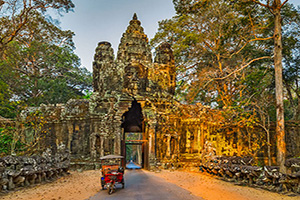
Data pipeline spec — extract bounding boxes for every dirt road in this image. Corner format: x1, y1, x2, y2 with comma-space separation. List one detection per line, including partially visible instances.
152, 170, 300, 200
90, 169, 200, 200
1, 169, 299, 200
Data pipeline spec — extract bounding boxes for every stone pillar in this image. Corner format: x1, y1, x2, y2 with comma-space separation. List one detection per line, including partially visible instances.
197, 127, 201, 153
148, 127, 153, 158
54, 123, 61, 148
90, 132, 97, 160
177, 136, 181, 156
67, 124, 73, 153
114, 132, 121, 155
137, 145, 141, 165
186, 130, 191, 153
100, 135, 105, 157
113, 122, 122, 155
166, 134, 171, 158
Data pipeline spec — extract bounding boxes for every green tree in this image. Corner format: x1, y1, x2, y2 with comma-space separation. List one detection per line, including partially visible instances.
152, 0, 271, 107
0, 0, 74, 54
0, 1, 92, 107
281, 3, 300, 121
0, 79, 17, 118
151, 0, 274, 147
248, 0, 296, 173
0, 126, 25, 156
152, 0, 300, 170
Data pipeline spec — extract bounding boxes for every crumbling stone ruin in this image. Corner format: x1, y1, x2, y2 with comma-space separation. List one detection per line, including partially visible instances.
0, 143, 70, 192
16, 13, 300, 172
19, 14, 176, 170
89, 13, 176, 168
199, 156, 300, 194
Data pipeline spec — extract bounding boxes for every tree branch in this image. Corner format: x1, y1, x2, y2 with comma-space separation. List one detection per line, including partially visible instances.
280, 0, 289, 9
215, 56, 271, 81
251, 0, 270, 8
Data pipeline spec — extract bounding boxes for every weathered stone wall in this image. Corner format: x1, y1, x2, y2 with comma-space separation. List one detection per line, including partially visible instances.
155, 111, 300, 167
0, 144, 70, 192
20, 100, 92, 160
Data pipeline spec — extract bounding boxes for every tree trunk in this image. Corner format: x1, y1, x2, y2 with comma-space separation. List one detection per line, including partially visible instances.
297, 99, 300, 121
273, 2, 286, 173
296, 93, 300, 121
267, 129, 271, 166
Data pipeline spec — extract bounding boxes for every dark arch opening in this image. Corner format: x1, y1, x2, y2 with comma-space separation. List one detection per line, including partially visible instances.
121, 100, 144, 132
121, 100, 145, 169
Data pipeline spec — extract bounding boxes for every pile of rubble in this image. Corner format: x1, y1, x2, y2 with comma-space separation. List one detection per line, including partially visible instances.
200, 156, 300, 194
0, 143, 70, 192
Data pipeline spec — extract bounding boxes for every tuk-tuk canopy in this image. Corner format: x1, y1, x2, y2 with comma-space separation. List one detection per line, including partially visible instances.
100, 154, 124, 160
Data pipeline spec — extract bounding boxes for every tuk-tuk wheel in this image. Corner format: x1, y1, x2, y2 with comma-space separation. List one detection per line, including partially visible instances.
108, 187, 113, 195
122, 180, 125, 189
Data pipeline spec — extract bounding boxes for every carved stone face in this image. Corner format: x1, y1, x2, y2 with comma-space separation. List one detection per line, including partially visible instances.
124, 65, 141, 95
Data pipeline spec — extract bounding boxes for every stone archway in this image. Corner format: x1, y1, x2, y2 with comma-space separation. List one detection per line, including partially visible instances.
121, 99, 144, 132
121, 99, 149, 169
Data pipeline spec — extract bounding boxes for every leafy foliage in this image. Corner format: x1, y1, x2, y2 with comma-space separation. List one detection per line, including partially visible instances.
281, 3, 300, 120
0, 0, 74, 52
152, 0, 300, 121
152, 0, 271, 107
0, 1, 92, 109
0, 109, 50, 156
152, 0, 300, 162
0, 126, 25, 156
0, 0, 92, 155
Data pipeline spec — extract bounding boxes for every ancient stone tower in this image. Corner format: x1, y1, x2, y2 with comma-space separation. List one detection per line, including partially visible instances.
89, 13, 176, 169
20, 14, 176, 170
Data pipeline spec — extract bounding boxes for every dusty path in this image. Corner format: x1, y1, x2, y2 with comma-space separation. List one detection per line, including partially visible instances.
150, 170, 300, 200
0, 170, 101, 200
90, 169, 200, 200
0, 169, 299, 200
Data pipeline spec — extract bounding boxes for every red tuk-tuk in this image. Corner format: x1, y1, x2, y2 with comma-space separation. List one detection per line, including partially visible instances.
100, 155, 125, 195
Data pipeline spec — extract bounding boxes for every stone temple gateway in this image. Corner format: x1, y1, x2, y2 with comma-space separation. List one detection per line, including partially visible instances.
89, 13, 176, 169
19, 14, 300, 170
21, 14, 176, 170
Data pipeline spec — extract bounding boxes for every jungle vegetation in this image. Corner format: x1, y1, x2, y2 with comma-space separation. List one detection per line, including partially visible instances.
0, 0, 299, 172
0, 0, 92, 155
151, 0, 300, 172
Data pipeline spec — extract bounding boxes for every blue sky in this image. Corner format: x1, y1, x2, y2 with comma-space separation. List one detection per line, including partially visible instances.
58, 0, 300, 72
59, 0, 175, 71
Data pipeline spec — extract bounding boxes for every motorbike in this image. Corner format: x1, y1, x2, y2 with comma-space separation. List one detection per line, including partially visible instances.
100, 155, 125, 195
